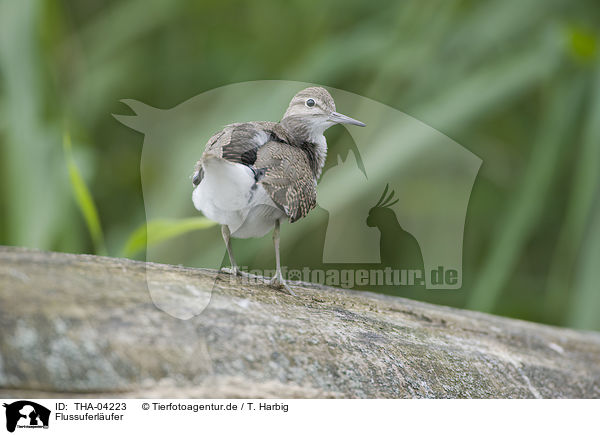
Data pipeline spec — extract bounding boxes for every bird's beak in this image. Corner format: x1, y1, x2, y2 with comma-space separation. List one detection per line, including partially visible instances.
328, 111, 366, 127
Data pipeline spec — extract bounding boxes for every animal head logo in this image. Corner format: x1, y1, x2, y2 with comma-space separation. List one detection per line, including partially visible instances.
115, 80, 481, 319
318, 152, 380, 263
3, 401, 50, 433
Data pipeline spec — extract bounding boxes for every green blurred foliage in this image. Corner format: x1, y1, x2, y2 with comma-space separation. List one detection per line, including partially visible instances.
0, 0, 598, 330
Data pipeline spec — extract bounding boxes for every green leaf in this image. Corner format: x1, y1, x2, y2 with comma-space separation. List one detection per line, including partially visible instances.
566, 24, 598, 63
122, 217, 216, 258
63, 130, 107, 256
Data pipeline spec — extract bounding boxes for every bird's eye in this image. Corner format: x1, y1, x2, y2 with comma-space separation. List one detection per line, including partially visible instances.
306, 98, 315, 107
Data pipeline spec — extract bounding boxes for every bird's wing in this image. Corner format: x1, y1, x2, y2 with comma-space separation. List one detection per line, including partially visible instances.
205, 121, 278, 163
193, 122, 278, 185
255, 142, 317, 223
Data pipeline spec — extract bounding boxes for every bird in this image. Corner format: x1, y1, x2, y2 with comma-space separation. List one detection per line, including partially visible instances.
191, 86, 365, 294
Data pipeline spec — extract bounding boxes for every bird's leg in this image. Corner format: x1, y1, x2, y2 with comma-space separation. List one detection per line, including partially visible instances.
221, 224, 241, 276
269, 220, 296, 296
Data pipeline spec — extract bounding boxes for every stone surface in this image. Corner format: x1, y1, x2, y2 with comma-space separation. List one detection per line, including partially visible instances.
0, 246, 599, 398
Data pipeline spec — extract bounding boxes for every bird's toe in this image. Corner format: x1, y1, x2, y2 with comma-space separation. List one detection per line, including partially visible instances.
269, 276, 297, 296
221, 266, 242, 276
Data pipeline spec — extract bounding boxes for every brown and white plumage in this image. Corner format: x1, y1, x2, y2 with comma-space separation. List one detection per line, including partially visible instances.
192, 86, 365, 293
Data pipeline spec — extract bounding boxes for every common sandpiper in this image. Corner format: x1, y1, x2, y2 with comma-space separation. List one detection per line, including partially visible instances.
192, 86, 365, 294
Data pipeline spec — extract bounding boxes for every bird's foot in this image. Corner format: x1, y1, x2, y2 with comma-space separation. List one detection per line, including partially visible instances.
269, 274, 297, 296
221, 267, 261, 280
221, 266, 242, 276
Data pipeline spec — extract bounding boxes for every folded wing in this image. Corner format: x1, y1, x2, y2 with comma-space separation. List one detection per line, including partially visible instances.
255, 142, 317, 223
194, 121, 316, 224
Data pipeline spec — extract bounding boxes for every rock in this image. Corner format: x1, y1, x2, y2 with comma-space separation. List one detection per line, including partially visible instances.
0, 247, 599, 398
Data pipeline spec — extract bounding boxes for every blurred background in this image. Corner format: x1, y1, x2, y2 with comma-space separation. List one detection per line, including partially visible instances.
0, 0, 598, 331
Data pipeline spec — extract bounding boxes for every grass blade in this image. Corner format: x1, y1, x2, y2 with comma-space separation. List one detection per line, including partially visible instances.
567, 200, 600, 331
545, 66, 600, 321
122, 217, 216, 258
466, 76, 586, 313
63, 131, 107, 256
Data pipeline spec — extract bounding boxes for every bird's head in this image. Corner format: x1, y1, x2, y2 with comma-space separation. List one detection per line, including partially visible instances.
282, 87, 365, 140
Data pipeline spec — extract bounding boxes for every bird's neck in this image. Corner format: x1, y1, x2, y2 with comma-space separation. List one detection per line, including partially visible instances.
299, 136, 327, 180
280, 117, 328, 180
